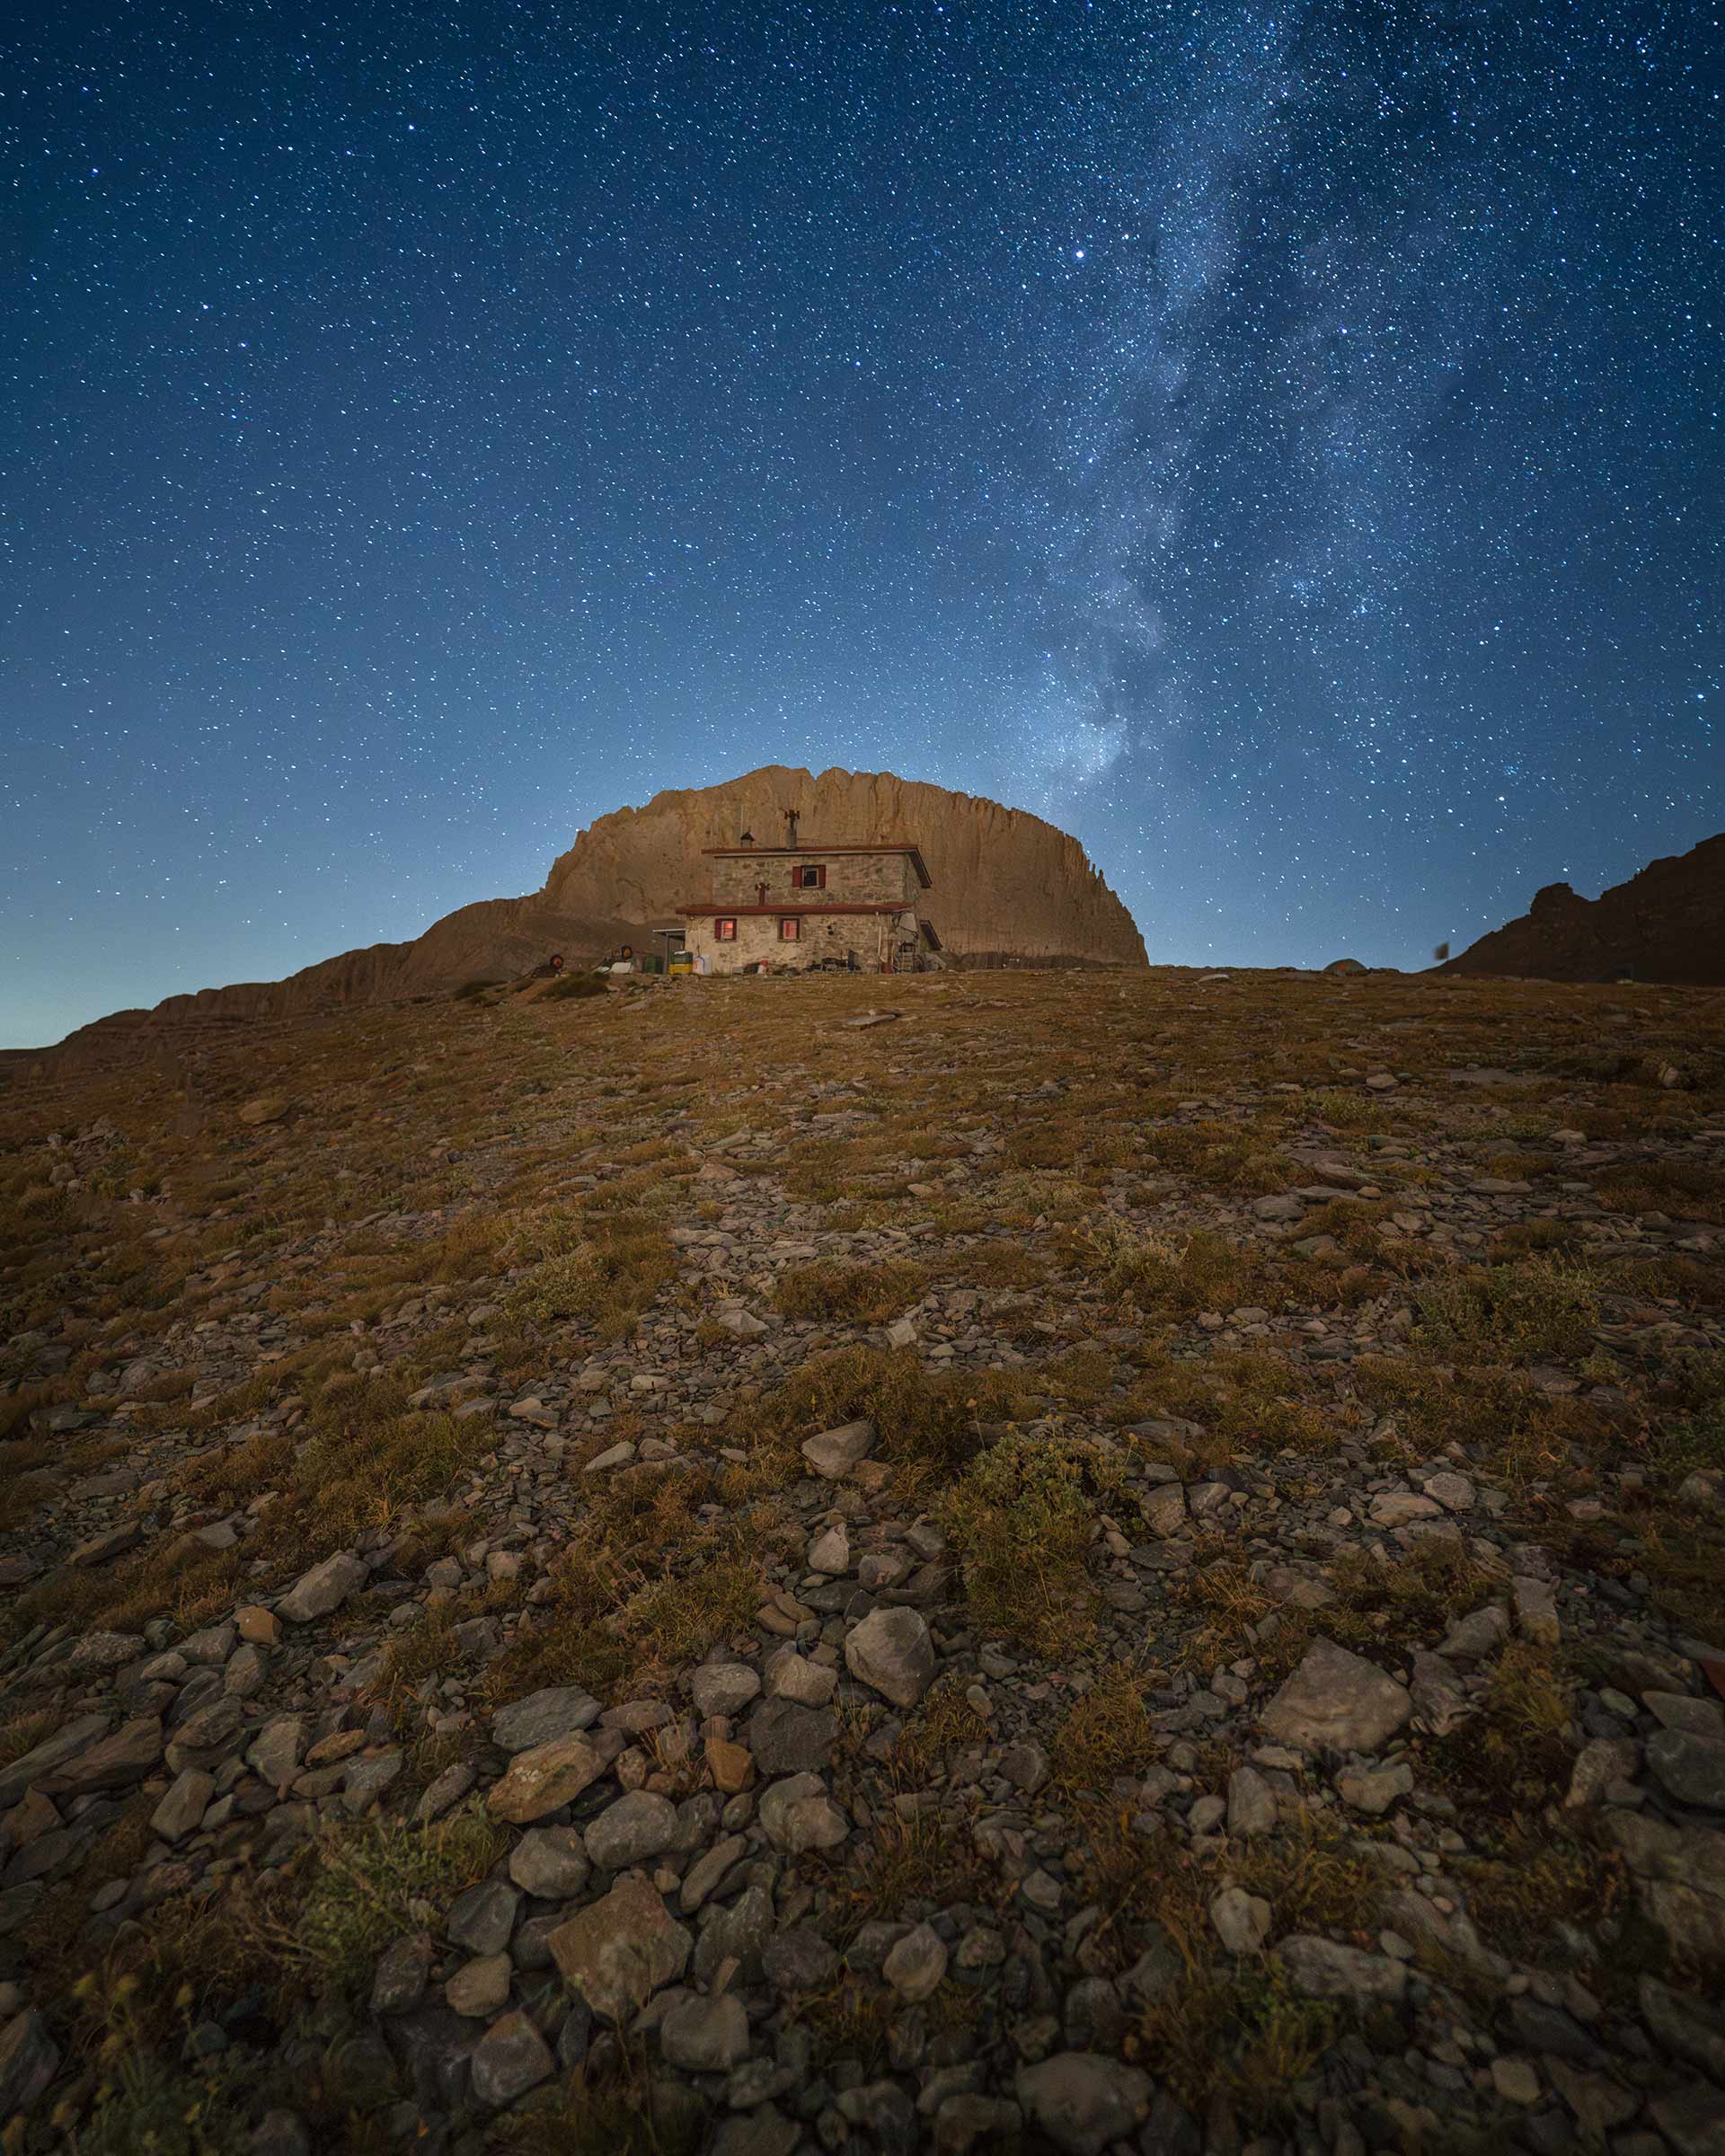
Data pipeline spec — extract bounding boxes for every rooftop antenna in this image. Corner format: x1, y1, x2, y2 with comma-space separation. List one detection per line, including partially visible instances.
781, 804, 801, 848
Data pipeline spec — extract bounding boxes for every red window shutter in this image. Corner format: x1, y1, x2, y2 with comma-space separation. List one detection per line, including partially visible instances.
817, 865, 827, 889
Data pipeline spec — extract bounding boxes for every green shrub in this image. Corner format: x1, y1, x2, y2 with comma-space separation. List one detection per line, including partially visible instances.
1069, 1217, 1261, 1315
939, 1430, 1097, 1654
288, 1805, 507, 1994
508, 1222, 675, 1337
1415, 1253, 1600, 1364
732, 1344, 1031, 1477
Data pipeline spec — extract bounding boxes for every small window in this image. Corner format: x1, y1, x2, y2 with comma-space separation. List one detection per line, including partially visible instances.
714, 917, 737, 941
793, 864, 825, 889
779, 915, 801, 941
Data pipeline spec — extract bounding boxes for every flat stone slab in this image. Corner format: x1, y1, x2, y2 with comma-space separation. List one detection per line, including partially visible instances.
548, 1875, 691, 2023
1261, 1639, 1411, 1754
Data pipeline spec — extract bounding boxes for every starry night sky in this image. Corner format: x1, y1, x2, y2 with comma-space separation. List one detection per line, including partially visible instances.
4, 1, 1721, 1047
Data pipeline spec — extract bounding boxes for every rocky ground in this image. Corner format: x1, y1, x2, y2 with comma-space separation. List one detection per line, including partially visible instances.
2, 964, 1723, 2156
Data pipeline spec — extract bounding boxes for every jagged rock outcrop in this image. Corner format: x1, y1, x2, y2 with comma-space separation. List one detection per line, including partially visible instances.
4, 767, 1143, 1075
1440, 834, 1725, 985
543, 766, 1144, 970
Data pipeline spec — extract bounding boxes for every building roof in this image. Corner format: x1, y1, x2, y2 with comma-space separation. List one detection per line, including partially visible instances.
702, 843, 932, 888
679, 902, 931, 919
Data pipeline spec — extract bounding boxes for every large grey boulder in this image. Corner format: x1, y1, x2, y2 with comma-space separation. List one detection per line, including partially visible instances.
882, 1922, 947, 2001
689, 1663, 762, 1719
584, 1790, 677, 1870
757, 1772, 849, 1854
1015, 2054, 1154, 2155
1649, 1729, 1725, 1812
844, 1606, 935, 1708
278, 1551, 367, 1624
47, 1715, 164, 1793
490, 1686, 601, 1753
1261, 1639, 1411, 1754
548, 1876, 692, 2022
1277, 1935, 1408, 2003
745, 1697, 837, 1774
660, 1991, 750, 2072
509, 1826, 590, 1899
468, 2010, 553, 2107
0, 1712, 111, 1809
801, 1419, 876, 1479
151, 1766, 215, 1843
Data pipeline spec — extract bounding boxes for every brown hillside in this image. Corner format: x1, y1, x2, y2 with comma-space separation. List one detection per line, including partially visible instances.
1441, 832, 1725, 985
3, 767, 1144, 1077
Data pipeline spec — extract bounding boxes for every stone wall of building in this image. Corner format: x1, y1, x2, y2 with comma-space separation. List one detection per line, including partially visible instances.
686, 907, 903, 973
706, 852, 919, 907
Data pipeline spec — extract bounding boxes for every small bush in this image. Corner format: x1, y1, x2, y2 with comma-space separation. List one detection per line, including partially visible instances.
508, 1221, 676, 1337
1139, 1118, 1294, 1194
773, 1259, 929, 1325
1052, 1664, 1160, 1791
941, 1241, 1048, 1289
68, 2043, 252, 2156
1453, 1819, 1625, 1963
1415, 1253, 1600, 1365
285, 1804, 507, 1995
542, 970, 609, 1001
1070, 1218, 1261, 1316
1005, 1122, 1081, 1170
269, 1389, 490, 1565
1307, 1089, 1397, 1133
483, 1479, 774, 1706
939, 1430, 1097, 1654
1427, 1639, 1575, 1812
828, 1807, 993, 1945
731, 1344, 1031, 1477
1137, 1961, 1341, 2125
1643, 1399, 1725, 1482
493, 2084, 705, 2156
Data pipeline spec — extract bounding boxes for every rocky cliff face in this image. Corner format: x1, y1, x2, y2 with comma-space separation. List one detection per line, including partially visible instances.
1441, 833, 1725, 985
544, 765, 1146, 968
6, 766, 1143, 1074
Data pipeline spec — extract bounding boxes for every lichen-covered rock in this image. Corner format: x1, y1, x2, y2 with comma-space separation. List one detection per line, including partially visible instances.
468, 2010, 553, 2107
488, 1733, 611, 1825
1261, 1639, 1412, 1754
844, 1606, 935, 1708
547, 1876, 691, 2022
278, 1552, 367, 1624
1277, 1935, 1409, 2003
1014, 2054, 1154, 2156
660, 1991, 749, 2072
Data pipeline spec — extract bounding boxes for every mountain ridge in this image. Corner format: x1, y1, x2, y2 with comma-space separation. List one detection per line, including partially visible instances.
4, 766, 1145, 1075
1441, 831, 1725, 985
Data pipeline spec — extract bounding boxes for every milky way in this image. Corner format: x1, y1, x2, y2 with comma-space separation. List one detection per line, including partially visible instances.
4, 1, 1720, 1044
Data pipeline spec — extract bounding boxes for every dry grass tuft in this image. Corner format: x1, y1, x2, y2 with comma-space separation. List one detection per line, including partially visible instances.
1415, 1252, 1601, 1365
508, 1219, 677, 1338
773, 1258, 929, 1324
